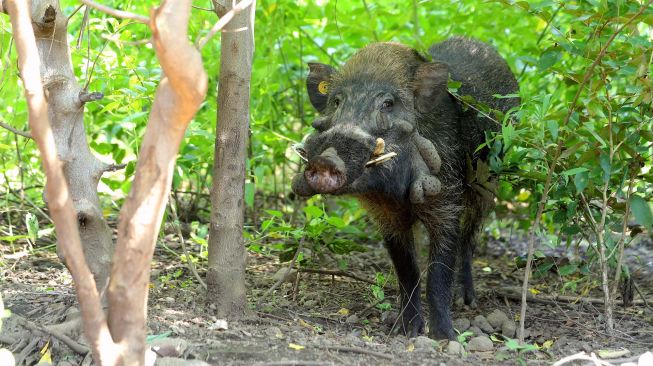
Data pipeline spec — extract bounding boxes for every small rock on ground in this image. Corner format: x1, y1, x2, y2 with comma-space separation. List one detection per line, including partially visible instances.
467, 325, 486, 337
148, 338, 189, 358
446, 340, 464, 355
471, 315, 494, 333
486, 309, 510, 329
346, 314, 359, 324
453, 318, 470, 332
413, 335, 438, 351
272, 267, 297, 283
467, 336, 494, 352
501, 319, 517, 338
265, 326, 283, 339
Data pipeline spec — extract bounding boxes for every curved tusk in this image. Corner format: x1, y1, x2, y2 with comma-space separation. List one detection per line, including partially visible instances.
291, 143, 308, 162
365, 152, 397, 166
373, 137, 385, 156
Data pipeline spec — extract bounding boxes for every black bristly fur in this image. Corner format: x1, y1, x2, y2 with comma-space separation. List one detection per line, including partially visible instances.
293, 37, 520, 339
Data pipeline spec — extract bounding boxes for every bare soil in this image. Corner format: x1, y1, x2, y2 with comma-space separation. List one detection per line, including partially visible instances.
1, 225, 652, 365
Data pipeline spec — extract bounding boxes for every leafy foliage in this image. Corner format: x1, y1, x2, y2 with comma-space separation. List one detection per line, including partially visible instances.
0, 1, 652, 309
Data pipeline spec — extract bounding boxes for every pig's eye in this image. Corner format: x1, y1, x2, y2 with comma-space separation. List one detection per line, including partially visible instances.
381, 99, 394, 112
333, 97, 341, 107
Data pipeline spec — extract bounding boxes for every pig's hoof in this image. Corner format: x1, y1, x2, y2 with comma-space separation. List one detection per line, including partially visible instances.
401, 314, 425, 338
454, 286, 477, 308
464, 288, 477, 308
428, 326, 456, 341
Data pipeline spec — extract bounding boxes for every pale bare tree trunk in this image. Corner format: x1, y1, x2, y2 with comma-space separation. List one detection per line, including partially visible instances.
2, 0, 113, 293
207, 0, 256, 317
5, 0, 208, 364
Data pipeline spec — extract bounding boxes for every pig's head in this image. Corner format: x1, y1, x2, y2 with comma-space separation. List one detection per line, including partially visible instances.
292, 43, 449, 200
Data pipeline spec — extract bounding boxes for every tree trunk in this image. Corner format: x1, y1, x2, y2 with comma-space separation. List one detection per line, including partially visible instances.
2, 0, 113, 293
207, 0, 256, 317
6, 0, 207, 364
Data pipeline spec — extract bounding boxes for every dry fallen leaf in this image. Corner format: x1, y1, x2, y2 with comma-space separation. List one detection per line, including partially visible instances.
288, 343, 305, 350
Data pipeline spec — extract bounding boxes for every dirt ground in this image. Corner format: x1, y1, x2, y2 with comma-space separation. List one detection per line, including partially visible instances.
1, 224, 652, 365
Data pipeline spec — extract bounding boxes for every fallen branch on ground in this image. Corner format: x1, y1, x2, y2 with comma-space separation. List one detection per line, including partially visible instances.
497, 288, 652, 306
297, 268, 376, 285
16, 315, 89, 355
318, 345, 393, 361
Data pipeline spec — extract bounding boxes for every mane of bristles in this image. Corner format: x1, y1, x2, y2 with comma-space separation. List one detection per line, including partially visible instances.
332, 43, 425, 101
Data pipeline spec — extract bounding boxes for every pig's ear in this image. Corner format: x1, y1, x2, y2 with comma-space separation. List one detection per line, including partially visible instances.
413, 62, 449, 114
307, 62, 336, 113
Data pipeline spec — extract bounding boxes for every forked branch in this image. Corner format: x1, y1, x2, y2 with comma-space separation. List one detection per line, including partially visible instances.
5, 0, 117, 364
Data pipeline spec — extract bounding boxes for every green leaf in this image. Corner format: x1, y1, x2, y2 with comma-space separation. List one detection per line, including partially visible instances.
599, 153, 611, 183
574, 171, 589, 193
630, 195, 652, 229
303, 205, 324, 220
244, 182, 255, 208
502, 123, 514, 150
538, 49, 561, 70
558, 264, 578, 276
25, 213, 38, 243
561, 167, 588, 176
265, 210, 283, 218
326, 216, 345, 228
546, 120, 558, 140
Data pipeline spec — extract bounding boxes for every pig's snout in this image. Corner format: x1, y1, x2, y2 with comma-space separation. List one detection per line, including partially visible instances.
305, 147, 346, 193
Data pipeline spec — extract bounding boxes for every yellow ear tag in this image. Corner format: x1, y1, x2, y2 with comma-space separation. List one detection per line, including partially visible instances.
318, 81, 329, 95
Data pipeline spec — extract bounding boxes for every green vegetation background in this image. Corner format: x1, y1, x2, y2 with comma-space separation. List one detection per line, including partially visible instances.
0, 0, 652, 293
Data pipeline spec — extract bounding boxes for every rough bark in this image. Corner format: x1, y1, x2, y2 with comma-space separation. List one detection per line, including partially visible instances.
5, 1, 118, 364
207, 0, 256, 317
6, 1, 207, 365
2, 0, 114, 293
106, 1, 207, 364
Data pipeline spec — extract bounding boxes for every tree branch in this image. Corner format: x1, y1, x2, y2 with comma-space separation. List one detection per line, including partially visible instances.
79, 91, 104, 103
79, 0, 149, 24
198, 0, 255, 49
5, 0, 118, 364
0, 121, 31, 139
106, 0, 207, 362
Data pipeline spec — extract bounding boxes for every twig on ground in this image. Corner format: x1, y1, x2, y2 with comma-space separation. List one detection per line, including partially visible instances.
496, 288, 652, 306
79, 0, 149, 24
297, 268, 376, 285
318, 346, 393, 361
168, 194, 207, 290
14, 338, 39, 366
632, 280, 653, 311
0, 121, 31, 139
357, 298, 386, 318
16, 315, 89, 355
553, 351, 612, 366
256, 237, 305, 309
0, 334, 18, 345
256, 311, 293, 323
